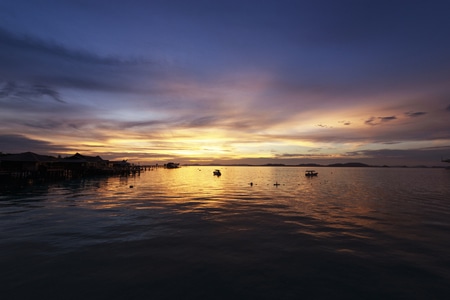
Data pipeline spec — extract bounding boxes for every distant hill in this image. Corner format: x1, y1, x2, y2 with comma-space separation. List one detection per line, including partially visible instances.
327, 162, 372, 167
297, 162, 372, 167
297, 163, 322, 167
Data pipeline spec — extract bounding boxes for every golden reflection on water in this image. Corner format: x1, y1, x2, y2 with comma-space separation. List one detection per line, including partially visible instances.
3, 165, 450, 283
58, 166, 450, 247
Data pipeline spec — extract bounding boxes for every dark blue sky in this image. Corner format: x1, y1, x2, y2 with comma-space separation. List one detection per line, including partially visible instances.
1, 0, 450, 165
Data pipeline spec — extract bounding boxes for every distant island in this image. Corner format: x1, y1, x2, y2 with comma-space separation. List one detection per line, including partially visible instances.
188, 162, 448, 168
297, 162, 449, 168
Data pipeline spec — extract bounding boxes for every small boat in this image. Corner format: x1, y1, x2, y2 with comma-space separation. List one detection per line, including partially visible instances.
213, 169, 221, 176
305, 170, 318, 177
165, 162, 180, 169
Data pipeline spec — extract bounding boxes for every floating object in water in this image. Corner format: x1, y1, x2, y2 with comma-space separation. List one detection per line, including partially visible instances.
305, 170, 318, 177
213, 169, 221, 176
165, 162, 180, 169
274, 182, 280, 186
249, 182, 253, 186
129, 185, 134, 188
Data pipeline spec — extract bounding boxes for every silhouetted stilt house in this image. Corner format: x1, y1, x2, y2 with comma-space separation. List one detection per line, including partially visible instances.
0, 152, 60, 180
0, 152, 143, 186
62, 153, 111, 177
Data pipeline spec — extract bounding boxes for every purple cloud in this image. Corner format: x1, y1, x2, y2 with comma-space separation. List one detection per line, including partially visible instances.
0, 134, 69, 154
405, 111, 427, 117
0, 81, 64, 103
338, 120, 351, 125
379, 116, 397, 122
365, 116, 397, 126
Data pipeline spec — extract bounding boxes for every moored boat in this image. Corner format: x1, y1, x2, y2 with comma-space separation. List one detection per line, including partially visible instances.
305, 170, 318, 176
165, 162, 180, 169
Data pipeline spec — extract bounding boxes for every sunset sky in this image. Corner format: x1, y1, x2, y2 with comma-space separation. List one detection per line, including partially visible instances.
1, 0, 450, 166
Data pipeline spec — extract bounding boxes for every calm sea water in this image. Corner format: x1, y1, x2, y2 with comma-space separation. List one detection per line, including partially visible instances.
1, 166, 450, 299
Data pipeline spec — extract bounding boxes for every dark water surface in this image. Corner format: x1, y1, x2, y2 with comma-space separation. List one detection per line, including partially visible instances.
1, 167, 450, 299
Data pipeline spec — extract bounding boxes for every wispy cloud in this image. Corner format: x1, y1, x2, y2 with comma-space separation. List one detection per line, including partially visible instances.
365, 116, 397, 126
344, 146, 450, 165
404, 111, 427, 118
316, 124, 333, 128
0, 27, 171, 96
0, 134, 69, 154
0, 81, 64, 103
379, 116, 397, 122
338, 120, 351, 125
